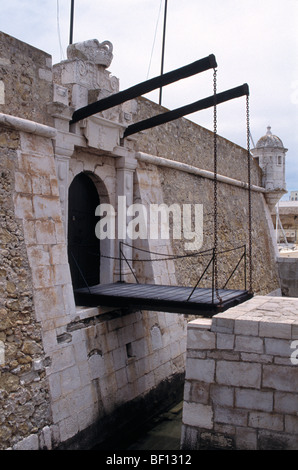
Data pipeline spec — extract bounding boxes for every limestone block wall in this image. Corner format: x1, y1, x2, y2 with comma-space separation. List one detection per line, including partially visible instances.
0, 34, 188, 450
132, 97, 280, 295
0, 32, 53, 126
0, 116, 187, 450
44, 304, 186, 450
133, 97, 262, 183
0, 125, 55, 448
133, 161, 177, 286
181, 296, 298, 450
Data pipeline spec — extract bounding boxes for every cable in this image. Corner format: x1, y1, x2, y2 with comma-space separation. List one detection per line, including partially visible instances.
57, 0, 65, 61
147, 0, 163, 79
249, 130, 255, 149
88, 243, 246, 262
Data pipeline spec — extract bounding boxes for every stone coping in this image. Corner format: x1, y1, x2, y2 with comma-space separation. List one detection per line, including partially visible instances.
136, 151, 266, 193
188, 296, 298, 339
0, 112, 57, 138
72, 305, 121, 322
277, 257, 298, 264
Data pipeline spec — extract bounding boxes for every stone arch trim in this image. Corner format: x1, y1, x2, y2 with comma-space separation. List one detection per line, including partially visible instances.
67, 156, 117, 285
67, 172, 100, 289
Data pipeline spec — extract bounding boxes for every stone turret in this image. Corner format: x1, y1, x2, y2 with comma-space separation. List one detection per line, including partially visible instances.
251, 126, 287, 210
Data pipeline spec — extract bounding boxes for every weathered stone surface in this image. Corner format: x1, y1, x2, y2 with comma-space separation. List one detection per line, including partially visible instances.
0, 32, 53, 126
235, 427, 257, 450
0, 125, 51, 450
185, 358, 215, 383
0, 30, 292, 452
13, 433, 39, 450
263, 364, 298, 392
216, 360, 261, 388
133, 97, 279, 296
0, 372, 19, 392
187, 325, 215, 350
248, 412, 283, 431
67, 39, 113, 67
235, 389, 273, 412
182, 402, 213, 429
181, 298, 298, 450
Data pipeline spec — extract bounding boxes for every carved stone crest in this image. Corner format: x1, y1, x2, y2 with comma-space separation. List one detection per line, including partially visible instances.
67, 39, 113, 68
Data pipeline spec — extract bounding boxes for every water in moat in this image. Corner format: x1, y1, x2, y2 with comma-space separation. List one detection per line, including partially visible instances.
93, 401, 183, 451
125, 401, 183, 451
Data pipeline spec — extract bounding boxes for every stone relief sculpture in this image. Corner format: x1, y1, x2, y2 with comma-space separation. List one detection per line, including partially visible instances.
67, 39, 113, 68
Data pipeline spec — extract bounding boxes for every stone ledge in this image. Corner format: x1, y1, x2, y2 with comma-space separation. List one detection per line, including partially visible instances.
0, 112, 56, 138
211, 296, 298, 336
71, 305, 121, 323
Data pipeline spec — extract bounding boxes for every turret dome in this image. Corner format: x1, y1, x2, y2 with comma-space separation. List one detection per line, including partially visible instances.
256, 126, 284, 149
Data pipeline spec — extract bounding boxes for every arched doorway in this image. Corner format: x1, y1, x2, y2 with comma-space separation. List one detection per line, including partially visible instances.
68, 172, 100, 290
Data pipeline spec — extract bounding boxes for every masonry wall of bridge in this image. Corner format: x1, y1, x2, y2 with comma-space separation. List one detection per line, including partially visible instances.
181, 296, 298, 450
0, 32, 284, 450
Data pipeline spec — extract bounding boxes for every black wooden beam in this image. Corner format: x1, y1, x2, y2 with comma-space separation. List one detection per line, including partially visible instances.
123, 84, 249, 138
70, 54, 217, 124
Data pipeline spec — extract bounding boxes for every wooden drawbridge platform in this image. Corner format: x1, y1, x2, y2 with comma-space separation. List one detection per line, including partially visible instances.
74, 282, 253, 317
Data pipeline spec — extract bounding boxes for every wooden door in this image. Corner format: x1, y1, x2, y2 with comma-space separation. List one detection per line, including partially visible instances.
68, 173, 100, 289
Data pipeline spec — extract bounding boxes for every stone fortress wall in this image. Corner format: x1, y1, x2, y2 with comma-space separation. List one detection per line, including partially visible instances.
0, 32, 288, 450
132, 97, 279, 294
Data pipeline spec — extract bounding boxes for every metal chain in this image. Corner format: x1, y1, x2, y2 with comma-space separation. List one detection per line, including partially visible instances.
213, 68, 222, 303
246, 94, 253, 293
93, 244, 245, 262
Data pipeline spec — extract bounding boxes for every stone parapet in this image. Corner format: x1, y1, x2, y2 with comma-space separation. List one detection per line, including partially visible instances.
181, 296, 298, 450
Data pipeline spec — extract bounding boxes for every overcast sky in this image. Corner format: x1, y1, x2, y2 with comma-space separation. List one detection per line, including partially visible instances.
1, 0, 297, 197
